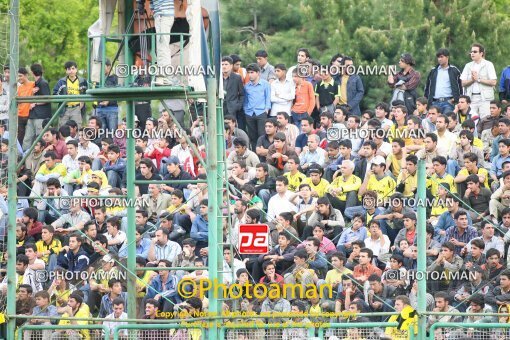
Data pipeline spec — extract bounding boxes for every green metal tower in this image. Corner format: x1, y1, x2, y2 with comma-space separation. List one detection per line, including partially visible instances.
6, 0, 226, 338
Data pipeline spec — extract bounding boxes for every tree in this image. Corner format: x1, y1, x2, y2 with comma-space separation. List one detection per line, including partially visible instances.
221, 0, 510, 110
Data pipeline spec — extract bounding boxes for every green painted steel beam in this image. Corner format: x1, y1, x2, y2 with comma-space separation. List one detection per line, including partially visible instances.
16, 89, 208, 103
124, 0, 137, 322
416, 159, 427, 340
7, 0, 20, 338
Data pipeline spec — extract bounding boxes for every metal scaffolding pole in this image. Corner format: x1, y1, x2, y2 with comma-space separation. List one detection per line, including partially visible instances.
416, 159, 427, 339
7, 0, 19, 337
123, 0, 137, 321
206, 76, 222, 340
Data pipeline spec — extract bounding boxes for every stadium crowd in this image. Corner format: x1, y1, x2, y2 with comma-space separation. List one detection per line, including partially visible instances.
1, 41, 510, 339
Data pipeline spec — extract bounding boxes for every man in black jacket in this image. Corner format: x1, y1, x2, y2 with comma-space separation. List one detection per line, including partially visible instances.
222, 56, 245, 129
23, 64, 51, 150
424, 48, 462, 113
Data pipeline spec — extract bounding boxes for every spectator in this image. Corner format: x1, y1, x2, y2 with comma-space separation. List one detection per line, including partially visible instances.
461, 43, 497, 120
270, 64, 295, 115
244, 63, 271, 150
222, 56, 245, 129
53, 61, 87, 127
387, 53, 421, 114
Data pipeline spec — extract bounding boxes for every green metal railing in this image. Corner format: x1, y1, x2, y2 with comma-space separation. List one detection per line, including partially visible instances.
429, 322, 510, 340
318, 322, 398, 339
18, 324, 109, 340
113, 323, 206, 340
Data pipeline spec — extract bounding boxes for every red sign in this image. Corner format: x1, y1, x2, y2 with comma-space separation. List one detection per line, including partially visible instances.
238, 224, 269, 254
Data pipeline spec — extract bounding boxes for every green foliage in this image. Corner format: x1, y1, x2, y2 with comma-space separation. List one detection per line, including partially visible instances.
221, 0, 510, 109
19, 0, 98, 84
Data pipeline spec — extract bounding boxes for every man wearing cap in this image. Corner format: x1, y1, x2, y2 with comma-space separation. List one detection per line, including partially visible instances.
244, 63, 272, 150
255, 50, 276, 82
162, 156, 193, 194
424, 48, 463, 113
461, 43, 497, 119
358, 155, 396, 206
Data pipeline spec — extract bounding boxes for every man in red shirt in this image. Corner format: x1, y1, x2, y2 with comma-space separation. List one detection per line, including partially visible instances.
291, 69, 315, 130
353, 247, 382, 284
17, 67, 35, 144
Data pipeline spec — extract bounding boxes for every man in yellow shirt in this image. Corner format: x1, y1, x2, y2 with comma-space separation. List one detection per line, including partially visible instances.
327, 159, 361, 212
52, 292, 91, 340
283, 156, 307, 192
387, 138, 405, 178
31, 151, 67, 198
455, 152, 489, 196
359, 156, 396, 206
396, 155, 418, 201
35, 225, 61, 272
303, 166, 330, 198
427, 156, 457, 197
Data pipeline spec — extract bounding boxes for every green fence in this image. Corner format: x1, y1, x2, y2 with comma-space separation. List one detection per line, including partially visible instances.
18, 324, 109, 340
112, 323, 206, 340
318, 322, 398, 339
429, 322, 510, 340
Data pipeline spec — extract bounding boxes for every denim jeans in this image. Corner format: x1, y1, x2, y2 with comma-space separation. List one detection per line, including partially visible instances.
431, 100, 454, 114
96, 106, 119, 132
291, 111, 309, 131
446, 159, 460, 177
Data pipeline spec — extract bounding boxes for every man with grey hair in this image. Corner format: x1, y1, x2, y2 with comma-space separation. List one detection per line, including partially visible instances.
299, 134, 327, 170
327, 159, 362, 212
139, 183, 172, 222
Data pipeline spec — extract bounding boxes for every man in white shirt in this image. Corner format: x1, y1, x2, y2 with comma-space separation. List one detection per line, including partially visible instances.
364, 220, 390, 264
77, 128, 100, 158
299, 134, 327, 170
103, 298, 128, 337
267, 176, 298, 221
62, 140, 80, 174
461, 43, 497, 119
271, 64, 295, 115
148, 228, 182, 264
105, 216, 127, 252
434, 115, 457, 157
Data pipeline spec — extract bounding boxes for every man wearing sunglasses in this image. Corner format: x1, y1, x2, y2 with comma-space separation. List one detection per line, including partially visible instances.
460, 43, 497, 121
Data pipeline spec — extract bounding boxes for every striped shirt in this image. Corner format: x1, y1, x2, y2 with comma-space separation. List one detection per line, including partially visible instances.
150, 0, 174, 16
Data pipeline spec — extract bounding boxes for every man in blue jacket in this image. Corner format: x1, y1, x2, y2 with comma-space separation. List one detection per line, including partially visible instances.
145, 259, 180, 312
337, 57, 364, 116
424, 48, 462, 113
57, 233, 90, 275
